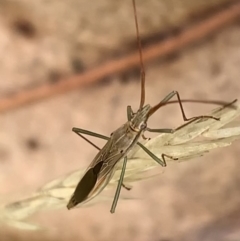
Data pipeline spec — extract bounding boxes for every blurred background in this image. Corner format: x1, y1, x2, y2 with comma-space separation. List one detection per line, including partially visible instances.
0, 0, 240, 240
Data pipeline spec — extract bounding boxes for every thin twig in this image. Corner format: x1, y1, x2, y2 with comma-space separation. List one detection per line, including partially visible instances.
0, 1, 240, 113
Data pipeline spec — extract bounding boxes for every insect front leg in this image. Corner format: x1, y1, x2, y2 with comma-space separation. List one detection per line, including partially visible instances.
127, 105, 134, 121
149, 91, 220, 123
146, 114, 214, 134
161, 91, 220, 122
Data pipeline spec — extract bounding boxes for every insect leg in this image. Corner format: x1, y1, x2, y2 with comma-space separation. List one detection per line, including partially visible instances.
110, 156, 128, 213
137, 142, 166, 167
72, 127, 109, 150
127, 105, 134, 121
72, 127, 109, 141
146, 127, 174, 133
148, 91, 220, 122
73, 128, 130, 190
162, 153, 178, 162
122, 183, 132, 191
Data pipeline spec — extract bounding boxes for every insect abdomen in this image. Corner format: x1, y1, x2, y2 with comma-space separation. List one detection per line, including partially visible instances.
67, 161, 104, 209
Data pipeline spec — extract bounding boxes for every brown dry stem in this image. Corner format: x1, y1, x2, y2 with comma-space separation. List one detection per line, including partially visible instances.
0, 1, 240, 113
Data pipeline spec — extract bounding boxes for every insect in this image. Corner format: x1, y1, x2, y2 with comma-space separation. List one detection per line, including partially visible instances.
67, 0, 220, 213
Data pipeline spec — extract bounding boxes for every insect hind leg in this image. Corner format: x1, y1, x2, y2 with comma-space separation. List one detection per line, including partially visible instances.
110, 156, 128, 213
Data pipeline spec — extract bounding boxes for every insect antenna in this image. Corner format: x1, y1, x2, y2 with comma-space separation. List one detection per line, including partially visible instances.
132, 0, 145, 109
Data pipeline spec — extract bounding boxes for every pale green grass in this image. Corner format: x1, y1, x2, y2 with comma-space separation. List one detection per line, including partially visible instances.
1, 101, 240, 230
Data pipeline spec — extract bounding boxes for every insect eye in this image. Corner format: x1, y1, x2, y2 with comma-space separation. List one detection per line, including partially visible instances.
140, 123, 147, 130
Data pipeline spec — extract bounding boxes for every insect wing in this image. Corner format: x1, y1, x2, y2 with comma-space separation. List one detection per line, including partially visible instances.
67, 138, 124, 209
67, 160, 104, 209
